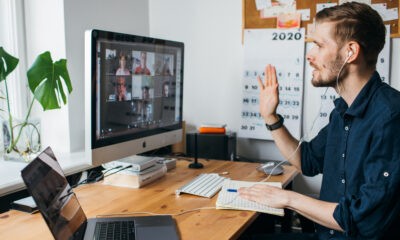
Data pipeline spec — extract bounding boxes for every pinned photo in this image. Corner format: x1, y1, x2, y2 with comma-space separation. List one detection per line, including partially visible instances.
277, 12, 301, 29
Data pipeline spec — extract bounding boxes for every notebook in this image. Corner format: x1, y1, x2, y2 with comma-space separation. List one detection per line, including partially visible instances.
21, 147, 179, 240
216, 179, 284, 216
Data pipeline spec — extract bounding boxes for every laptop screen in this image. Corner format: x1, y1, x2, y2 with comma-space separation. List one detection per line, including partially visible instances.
21, 147, 87, 240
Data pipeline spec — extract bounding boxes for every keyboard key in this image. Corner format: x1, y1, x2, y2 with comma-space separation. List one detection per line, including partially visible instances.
94, 221, 135, 240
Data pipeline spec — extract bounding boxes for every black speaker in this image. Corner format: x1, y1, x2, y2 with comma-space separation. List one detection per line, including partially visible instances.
186, 132, 236, 160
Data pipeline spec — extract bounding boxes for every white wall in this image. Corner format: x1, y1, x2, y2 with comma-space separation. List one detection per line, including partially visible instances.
24, 0, 70, 153
149, 0, 244, 132
63, 0, 150, 152
23, 0, 149, 154
148, 0, 296, 162
21, 0, 400, 194
149, 0, 400, 194
0, 0, 28, 119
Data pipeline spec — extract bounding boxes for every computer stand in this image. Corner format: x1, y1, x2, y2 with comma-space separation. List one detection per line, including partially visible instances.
189, 132, 203, 169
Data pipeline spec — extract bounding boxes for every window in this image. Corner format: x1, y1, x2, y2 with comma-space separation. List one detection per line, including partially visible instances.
0, 0, 29, 118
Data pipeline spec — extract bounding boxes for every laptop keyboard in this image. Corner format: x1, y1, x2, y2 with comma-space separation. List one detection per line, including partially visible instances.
94, 221, 135, 240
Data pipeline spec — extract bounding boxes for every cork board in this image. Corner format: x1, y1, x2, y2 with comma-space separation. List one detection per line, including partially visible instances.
243, 0, 400, 38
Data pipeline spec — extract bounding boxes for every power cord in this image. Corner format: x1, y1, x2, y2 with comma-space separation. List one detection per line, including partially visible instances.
261, 54, 349, 181
95, 206, 217, 218
260, 87, 331, 182
71, 165, 132, 188
103, 165, 133, 178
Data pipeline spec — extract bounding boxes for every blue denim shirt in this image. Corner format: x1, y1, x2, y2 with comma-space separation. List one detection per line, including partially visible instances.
301, 72, 400, 239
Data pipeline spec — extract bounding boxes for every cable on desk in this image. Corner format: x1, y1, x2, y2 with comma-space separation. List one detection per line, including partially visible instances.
103, 165, 133, 178
257, 88, 330, 182
71, 165, 132, 188
260, 141, 301, 183
95, 206, 217, 218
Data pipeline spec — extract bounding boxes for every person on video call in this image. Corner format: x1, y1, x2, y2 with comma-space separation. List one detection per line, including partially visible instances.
161, 57, 172, 76
239, 2, 400, 239
162, 82, 170, 97
138, 86, 152, 120
134, 51, 151, 75
116, 53, 131, 76
115, 76, 131, 101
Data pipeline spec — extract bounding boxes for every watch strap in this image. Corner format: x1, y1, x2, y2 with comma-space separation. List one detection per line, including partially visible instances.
265, 114, 284, 131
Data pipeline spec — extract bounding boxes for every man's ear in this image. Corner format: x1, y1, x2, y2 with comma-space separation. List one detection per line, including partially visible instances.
346, 41, 360, 63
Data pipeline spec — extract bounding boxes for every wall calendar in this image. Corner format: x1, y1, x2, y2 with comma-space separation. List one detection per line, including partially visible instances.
239, 28, 305, 140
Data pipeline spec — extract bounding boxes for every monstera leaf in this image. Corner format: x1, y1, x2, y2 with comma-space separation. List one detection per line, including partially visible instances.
27, 51, 73, 110
0, 47, 19, 81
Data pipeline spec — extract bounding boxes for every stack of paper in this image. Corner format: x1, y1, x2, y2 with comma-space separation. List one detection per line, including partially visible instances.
11, 196, 38, 213
103, 163, 167, 188
216, 179, 284, 216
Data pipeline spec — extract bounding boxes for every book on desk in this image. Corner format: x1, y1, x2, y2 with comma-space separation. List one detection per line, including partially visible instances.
216, 179, 284, 216
103, 162, 167, 188
105, 155, 161, 172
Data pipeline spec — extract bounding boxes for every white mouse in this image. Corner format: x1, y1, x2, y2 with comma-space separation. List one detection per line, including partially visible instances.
258, 162, 284, 176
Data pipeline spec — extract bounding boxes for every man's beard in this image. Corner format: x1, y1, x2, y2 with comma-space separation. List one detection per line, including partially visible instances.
311, 54, 347, 88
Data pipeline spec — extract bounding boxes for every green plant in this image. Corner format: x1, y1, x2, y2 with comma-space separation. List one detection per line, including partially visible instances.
0, 46, 72, 158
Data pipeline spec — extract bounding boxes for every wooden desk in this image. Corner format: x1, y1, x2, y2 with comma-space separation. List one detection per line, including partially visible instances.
0, 159, 298, 240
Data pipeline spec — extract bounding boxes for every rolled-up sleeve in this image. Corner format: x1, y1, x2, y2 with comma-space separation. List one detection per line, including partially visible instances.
301, 125, 328, 176
333, 116, 400, 238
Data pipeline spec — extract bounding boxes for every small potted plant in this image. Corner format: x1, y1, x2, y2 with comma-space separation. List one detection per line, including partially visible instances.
0, 47, 72, 161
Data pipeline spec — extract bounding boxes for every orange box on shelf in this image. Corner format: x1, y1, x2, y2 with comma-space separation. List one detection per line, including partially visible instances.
198, 123, 226, 134
198, 127, 226, 134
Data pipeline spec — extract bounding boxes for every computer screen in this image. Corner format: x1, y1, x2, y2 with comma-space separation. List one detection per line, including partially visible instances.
85, 29, 184, 166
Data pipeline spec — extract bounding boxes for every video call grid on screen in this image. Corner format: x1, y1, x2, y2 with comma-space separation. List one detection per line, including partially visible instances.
95, 39, 182, 140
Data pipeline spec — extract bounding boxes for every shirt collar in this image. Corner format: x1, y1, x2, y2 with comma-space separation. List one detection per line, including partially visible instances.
334, 71, 383, 118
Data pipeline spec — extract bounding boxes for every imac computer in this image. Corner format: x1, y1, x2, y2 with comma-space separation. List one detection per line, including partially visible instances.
84, 29, 184, 166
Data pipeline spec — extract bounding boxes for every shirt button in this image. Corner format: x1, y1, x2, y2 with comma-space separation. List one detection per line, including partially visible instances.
342, 153, 345, 158
330, 230, 334, 235
341, 179, 345, 184
344, 126, 349, 131
383, 172, 389, 177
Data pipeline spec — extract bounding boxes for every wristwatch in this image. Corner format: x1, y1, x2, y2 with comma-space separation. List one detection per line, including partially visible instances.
265, 114, 284, 131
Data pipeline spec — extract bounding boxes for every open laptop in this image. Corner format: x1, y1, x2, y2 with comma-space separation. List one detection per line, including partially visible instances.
21, 147, 179, 240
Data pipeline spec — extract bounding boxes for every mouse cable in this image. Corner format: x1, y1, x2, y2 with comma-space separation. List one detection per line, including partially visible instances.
261, 87, 330, 182
95, 206, 217, 218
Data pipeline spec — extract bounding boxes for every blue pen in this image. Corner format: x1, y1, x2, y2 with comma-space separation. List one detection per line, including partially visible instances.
227, 188, 237, 192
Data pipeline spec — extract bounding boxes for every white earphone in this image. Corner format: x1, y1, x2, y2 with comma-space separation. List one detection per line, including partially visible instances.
345, 51, 353, 63
348, 51, 353, 57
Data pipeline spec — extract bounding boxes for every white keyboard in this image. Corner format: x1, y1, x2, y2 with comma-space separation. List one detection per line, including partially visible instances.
175, 173, 228, 198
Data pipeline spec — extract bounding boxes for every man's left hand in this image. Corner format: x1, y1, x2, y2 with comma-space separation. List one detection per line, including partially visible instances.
238, 184, 290, 209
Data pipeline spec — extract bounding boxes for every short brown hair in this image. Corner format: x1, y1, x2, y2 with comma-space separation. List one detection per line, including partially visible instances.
316, 2, 385, 67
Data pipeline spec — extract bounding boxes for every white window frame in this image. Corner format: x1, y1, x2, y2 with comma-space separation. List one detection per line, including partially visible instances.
0, 0, 29, 119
